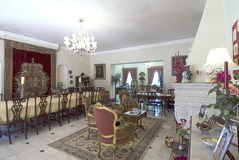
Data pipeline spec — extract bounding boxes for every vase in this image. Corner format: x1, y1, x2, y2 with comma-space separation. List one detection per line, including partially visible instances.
182, 66, 192, 83
178, 135, 185, 151
175, 72, 183, 83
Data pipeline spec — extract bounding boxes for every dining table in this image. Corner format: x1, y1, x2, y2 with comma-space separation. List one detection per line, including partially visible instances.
0, 91, 100, 125
136, 91, 172, 116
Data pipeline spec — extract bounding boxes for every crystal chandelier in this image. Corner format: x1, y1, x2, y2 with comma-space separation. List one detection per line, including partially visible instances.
64, 18, 97, 59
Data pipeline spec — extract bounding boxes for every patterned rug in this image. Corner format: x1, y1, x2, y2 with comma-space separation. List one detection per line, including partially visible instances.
49, 117, 165, 160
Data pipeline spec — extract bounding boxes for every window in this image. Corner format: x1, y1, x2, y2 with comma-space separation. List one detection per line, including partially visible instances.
151, 71, 159, 85
122, 67, 137, 85
126, 71, 132, 85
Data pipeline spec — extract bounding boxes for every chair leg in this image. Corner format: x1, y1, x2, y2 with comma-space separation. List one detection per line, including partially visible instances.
58, 112, 62, 126
130, 135, 134, 152
113, 146, 116, 160
7, 125, 12, 144
98, 142, 101, 158
87, 128, 91, 139
48, 116, 51, 131
24, 121, 27, 139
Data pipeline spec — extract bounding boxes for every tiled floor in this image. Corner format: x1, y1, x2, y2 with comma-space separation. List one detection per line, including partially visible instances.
0, 105, 176, 160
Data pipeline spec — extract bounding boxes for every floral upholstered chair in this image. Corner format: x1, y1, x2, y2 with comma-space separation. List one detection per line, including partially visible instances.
83, 96, 97, 139
93, 105, 134, 160
121, 94, 140, 112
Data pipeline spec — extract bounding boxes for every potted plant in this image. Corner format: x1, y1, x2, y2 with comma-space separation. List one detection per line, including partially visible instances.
139, 72, 146, 84
207, 71, 239, 124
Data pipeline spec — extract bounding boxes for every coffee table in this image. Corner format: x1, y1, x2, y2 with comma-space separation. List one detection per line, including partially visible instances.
123, 110, 146, 131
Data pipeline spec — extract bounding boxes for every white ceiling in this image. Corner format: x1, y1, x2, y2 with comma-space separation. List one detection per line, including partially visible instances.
0, 0, 206, 52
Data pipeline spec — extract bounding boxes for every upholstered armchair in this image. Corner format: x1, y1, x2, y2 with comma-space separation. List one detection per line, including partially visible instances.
121, 94, 140, 112
93, 105, 134, 160
83, 96, 97, 139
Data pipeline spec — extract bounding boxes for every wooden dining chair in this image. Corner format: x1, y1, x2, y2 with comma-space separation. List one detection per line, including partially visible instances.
34, 94, 52, 135
56, 93, 72, 126
145, 85, 152, 92
5, 97, 29, 144
167, 89, 175, 109
145, 92, 158, 112
139, 84, 145, 91
69, 88, 85, 120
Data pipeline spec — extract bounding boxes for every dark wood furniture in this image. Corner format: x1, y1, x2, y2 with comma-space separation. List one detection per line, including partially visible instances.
34, 95, 52, 135
5, 97, 29, 144
136, 92, 171, 116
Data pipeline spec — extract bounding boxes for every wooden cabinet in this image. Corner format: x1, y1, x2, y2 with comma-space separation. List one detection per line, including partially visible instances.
75, 76, 90, 87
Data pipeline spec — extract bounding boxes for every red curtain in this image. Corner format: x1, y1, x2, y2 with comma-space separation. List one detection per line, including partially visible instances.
13, 49, 51, 94
147, 66, 163, 84
122, 67, 137, 84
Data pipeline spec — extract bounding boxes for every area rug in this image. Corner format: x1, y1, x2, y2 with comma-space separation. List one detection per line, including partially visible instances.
49, 117, 165, 160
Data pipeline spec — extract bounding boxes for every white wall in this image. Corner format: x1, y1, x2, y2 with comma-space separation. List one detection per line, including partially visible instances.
56, 49, 90, 88
188, 0, 239, 82
90, 40, 193, 92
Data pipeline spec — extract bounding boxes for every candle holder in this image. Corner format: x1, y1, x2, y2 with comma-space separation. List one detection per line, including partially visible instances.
20, 84, 25, 100
223, 88, 230, 97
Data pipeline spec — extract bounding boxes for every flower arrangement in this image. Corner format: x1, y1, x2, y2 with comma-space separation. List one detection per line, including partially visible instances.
111, 73, 121, 85
207, 71, 239, 123
176, 119, 189, 136
205, 66, 218, 76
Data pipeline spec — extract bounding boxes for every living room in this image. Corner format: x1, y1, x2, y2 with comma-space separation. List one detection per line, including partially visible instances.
0, 0, 239, 159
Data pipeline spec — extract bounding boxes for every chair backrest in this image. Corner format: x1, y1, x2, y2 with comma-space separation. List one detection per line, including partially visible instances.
151, 85, 158, 91
145, 85, 152, 92
145, 92, 156, 104
93, 106, 117, 137
99, 91, 111, 104
168, 89, 175, 99
96, 87, 106, 92
118, 89, 130, 102
34, 94, 52, 117
5, 97, 29, 125
58, 93, 72, 110
139, 84, 145, 91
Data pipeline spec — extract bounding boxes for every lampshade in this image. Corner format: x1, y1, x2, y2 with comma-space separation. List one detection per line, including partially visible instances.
201, 48, 238, 70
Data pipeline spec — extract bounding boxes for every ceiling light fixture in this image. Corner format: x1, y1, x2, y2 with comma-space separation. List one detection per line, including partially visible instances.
64, 18, 97, 60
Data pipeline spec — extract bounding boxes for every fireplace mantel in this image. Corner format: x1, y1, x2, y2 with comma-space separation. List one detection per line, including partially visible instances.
172, 83, 220, 128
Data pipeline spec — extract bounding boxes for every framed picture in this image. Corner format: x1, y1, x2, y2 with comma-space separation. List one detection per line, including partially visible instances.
213, 126, 234, 160
197, 105, 207, 119
70, 80, 73, 84
69, 70, 72, 74
70, 75, 73, 78
171, 55, 188, 76
94, 63, 106, 80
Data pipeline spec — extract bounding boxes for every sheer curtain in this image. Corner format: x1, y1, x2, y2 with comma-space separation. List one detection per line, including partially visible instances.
151, 71, 159, 85
126, 71, 133, 85
122, 67, 137, 85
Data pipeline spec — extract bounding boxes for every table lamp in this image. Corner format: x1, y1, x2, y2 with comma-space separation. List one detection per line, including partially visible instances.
201, 48, 238, 69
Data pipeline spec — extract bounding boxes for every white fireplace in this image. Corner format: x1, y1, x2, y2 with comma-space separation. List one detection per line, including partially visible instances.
172, 83, 220, 128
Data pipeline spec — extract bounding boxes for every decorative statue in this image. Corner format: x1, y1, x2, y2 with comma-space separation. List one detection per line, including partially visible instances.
182, 65, 192, 83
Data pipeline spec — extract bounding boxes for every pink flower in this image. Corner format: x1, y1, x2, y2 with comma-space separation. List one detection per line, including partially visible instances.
180, 119, 187, 125
216, 71, 231, 82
